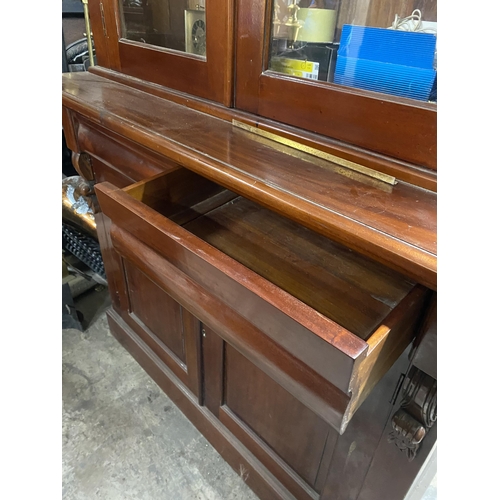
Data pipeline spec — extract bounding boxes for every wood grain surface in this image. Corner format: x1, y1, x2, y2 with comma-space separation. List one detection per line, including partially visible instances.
63, 72, 437, 289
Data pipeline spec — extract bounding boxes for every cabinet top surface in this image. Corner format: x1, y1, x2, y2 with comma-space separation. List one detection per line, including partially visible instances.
62, 72, 437, 289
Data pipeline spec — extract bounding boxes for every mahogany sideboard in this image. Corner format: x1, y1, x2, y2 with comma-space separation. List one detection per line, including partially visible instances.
62, 1, 437, 497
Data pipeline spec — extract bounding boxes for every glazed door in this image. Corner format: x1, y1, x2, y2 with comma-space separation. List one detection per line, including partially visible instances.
235, 0, 437, 169
89, 0, 234, 105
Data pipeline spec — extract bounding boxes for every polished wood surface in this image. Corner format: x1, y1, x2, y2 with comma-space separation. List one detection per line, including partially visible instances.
88, 66, 436, 191
76, 118, 179, 182
63, 72, 437, 289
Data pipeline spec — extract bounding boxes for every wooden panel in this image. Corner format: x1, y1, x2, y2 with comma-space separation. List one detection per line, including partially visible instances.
220, 407, 321, 500
64, 72, 437, 289
62, 107, 79, 153
234, 0, 266, 114
88, 0, 122, 71
410, 292, 437, 379
124, 261, 186, 363
224, 344, 331, 490
94, 212, 129, 313
257, 74, 436, 170
365, 0, 437, 28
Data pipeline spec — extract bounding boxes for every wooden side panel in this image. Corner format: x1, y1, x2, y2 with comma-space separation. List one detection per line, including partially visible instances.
94, 212, 129, 313
410, 292, 437, 379
345, 286, 431, 428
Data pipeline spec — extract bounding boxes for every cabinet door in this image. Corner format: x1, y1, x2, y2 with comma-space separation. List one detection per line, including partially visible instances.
89, 0, 234, 105
202, 324, 337, 500
235, 0, 437, 169
96, 214, 201, 396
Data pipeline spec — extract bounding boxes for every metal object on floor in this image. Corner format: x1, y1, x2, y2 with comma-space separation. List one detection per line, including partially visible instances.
63, 223, 106, 282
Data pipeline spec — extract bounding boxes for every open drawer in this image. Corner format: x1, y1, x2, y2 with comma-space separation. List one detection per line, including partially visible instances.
95, 167, 430, 434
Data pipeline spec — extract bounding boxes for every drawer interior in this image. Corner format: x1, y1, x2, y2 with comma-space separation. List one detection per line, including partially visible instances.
125, 168, 416, 341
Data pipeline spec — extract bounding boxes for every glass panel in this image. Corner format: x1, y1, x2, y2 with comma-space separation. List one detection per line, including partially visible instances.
269, 0, 437, 102
119, 0, 207, 58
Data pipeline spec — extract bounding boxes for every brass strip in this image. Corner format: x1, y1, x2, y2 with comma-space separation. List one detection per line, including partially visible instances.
232, 120, 397, 186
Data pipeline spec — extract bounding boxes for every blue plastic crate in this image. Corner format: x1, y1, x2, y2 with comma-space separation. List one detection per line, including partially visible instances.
333, 25, 437, 101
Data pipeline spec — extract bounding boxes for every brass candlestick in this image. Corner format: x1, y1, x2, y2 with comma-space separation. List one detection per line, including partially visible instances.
81, 0, 94, 66
273, 4, 282, 37
285, 0, 302, 45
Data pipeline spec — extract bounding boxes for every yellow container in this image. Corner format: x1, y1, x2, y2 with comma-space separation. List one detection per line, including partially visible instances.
297, 8, 337, 43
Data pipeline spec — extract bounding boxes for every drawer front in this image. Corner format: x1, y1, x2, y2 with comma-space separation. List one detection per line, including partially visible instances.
95, 178, 429, 434
76, 118, 179, 183
96, 182, 362, 389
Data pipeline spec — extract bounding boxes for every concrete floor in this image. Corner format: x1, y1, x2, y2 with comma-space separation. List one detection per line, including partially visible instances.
62, 311, 258, 500
63, 287, 436, 500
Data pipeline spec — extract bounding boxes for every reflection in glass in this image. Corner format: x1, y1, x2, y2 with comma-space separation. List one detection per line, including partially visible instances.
269, 0, 437, 102
119, 0, 207, 59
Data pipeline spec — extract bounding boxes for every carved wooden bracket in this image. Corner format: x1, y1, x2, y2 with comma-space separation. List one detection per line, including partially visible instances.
71, 151, 95, 182
388, 366, 436, 461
